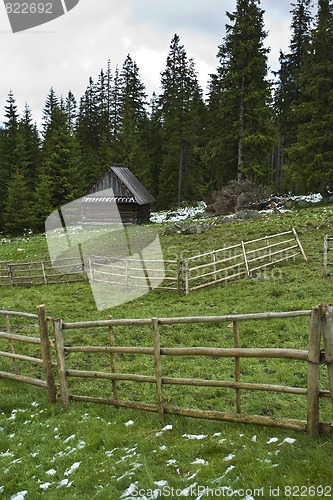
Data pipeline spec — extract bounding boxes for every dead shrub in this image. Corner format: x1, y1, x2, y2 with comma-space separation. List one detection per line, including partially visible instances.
211, 180, 270, 215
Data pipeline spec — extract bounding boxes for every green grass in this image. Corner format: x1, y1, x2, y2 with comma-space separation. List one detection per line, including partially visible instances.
1, 204, 333, 498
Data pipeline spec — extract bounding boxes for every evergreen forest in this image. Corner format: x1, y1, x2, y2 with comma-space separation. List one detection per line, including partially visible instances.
1, 0, 333, 235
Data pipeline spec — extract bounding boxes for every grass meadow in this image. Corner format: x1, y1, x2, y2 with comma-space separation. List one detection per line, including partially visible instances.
1, 203, 333, 499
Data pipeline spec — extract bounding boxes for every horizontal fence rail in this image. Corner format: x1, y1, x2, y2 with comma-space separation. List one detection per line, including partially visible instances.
0, 229, 306, 295
2, 304, 333, 436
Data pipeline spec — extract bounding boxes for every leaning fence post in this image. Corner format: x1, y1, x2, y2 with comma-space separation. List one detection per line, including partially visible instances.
306, 306, 321, 437
152, 317, 164, 422
292, 227, 308, 262
319, 303, 333, 410
241, 241, 250, 277
53, 317, 69, 407
37, 305, 57, 403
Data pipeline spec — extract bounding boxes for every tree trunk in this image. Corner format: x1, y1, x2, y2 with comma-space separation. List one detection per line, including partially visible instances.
177, 142, 183, 206
237, 84, 244, 182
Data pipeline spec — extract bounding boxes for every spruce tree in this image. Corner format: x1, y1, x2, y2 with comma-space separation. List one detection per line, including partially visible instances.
288, 0, 333, 193
116, 54, 150, 182
157, 34, 205, 207
207, 0, 273, 187
3, 167, 33, 235
274, 0, 313, 190
34, 96, 81, 228
0, 91, 19, 227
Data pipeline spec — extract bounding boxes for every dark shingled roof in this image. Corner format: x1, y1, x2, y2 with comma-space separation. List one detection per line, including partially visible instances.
86, 166, 155, 205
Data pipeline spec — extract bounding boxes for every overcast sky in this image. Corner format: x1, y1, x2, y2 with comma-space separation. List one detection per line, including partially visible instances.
0, 0, 315, 127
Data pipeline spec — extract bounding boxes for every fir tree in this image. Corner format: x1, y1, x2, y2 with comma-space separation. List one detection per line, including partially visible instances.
288, 0, 333, 193
116, 54, 150, 181
274, 0, 313, 190
207, 0, 273, 187
3, 167, 32, 235
34, 98, 81, 228
157, 34, 205, 207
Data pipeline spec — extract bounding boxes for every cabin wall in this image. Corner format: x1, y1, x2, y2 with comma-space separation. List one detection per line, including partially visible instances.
82, 202, 151, 225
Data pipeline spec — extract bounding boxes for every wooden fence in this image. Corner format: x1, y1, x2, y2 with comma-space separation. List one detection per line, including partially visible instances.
177, 228, 307, 294
2, 304, 333, 436
88, 255, 178, 291
0, 228, 306, 294
0, 257, 86, 287
0, 307, 56, 403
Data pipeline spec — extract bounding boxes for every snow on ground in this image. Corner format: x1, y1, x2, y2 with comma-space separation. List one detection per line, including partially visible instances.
150, 202, 208, 224
150, 194, 324, 224
0, 402, 298, 500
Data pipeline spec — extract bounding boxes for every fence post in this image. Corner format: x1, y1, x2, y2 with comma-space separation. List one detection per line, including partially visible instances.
319, 303, 333, 410
177, 260, 184, 294
5, 313, 19, 375
323, 235, 329, 278
241, 241, 250, 277
292, 227, 308, 262
184, 259, 190, 295
108, 316, 118, 400
233, 320, 241, 413
152, 318, 164, 422
212, 253, 217, 282
7, 264, 13, 287
41, 262, 48, 285
37, 305, 57, 403
307, 306, 321, 437
53, 318, 69, 407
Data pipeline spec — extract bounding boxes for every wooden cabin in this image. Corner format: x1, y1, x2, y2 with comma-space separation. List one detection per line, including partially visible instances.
82, 166, 155, 225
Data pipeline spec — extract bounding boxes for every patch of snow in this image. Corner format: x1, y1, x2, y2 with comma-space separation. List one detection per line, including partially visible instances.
166, 459, 177, 466
224, 453, 235, 461
64, 462, 81, 476
251, 435, 257, 442
155, 424, 172, 436
63, 434, 76, 443
0, 450, 14, 458
46, 469, 57, 476
279, 437, 296, 445
57, 479, 69, 488
40, 482, 52, 490
10, 491, 28, 500
154, 480, 168, 487
191, 458, 208, 465
267, 437, 279, 444
105, 448, 119, 457
182, 434, 207, 440
121, 482, 138, 498
124, 420, 134, 427
150, 202, 207, 224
